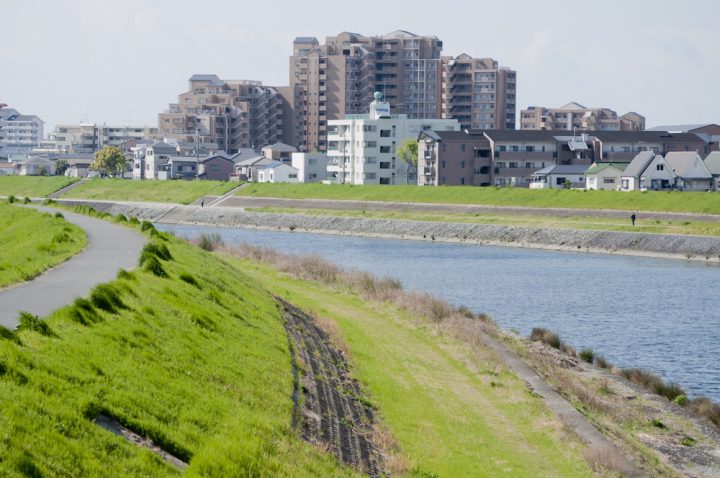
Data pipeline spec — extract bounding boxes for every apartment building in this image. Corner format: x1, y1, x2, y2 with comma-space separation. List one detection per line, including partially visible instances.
327, 92, 459, 185
43, 123, 159, 154
290, 31, 448, 152
418, 128, 713, 187
159, 74, 284, 154
0, 105, 44, 155
520, 103, 645, 131
441, 55, 516, 131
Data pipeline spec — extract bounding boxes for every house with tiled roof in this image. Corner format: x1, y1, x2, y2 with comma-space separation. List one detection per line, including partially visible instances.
585, 162, 629, 190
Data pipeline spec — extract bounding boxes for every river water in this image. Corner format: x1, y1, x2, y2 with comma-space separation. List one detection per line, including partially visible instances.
157, 224, 720, 402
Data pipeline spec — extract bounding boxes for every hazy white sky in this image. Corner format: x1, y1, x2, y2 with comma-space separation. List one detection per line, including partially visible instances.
2, 0, 718, 132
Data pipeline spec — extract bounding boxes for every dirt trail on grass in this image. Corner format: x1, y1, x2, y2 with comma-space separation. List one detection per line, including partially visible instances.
279, 298, 383, 477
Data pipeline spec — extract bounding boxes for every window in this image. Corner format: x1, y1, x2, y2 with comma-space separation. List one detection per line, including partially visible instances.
556, 177, 566, 186
380, 146, 391, 153
289, 174, 297, 178
379, 162, 391, 169
380, 130, 391, 137
379, 177, 390, 184
441, 143, 446, 152
603, 178, 616, 184
508, 162, 517, 168
461, 144, 466, 152
461, 177, 465, 185
177, 166, 183, 172
656, 164, 664, 171
441, 160, 446, 168
461, 161, 466, 168
525, 162, 533, 169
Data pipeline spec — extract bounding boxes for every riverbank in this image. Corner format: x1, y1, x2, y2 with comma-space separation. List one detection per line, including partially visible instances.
58, 199, 720, 264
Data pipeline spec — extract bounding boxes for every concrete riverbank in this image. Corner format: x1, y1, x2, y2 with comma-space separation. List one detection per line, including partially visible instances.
55, 199, 720, 263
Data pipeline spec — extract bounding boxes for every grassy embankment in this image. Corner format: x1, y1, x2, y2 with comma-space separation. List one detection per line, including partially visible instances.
0, 206, 599, 477
237, 183, 720, 215
63, 178, 238, 204
248, 206, 720, 237
0, 176, 79, 198
0, 216, 351, 477
0, 202, 86, 288
223, 244, 598, 477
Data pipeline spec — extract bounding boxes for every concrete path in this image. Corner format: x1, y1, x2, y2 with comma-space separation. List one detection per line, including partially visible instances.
483, 336, 647, 477
0, 206, 146, 328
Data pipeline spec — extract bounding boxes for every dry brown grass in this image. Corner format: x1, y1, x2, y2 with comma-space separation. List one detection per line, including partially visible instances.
370, 423, 410, 476
315, 314, 350, 356
584, 446, 632, 475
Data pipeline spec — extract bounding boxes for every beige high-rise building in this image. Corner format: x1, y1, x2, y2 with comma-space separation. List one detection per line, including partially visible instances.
290, 32, 516, 152
290, 31, 444, 152
520, 103, 645, 131
441, 55, 516, 131
159, 74, 284, 153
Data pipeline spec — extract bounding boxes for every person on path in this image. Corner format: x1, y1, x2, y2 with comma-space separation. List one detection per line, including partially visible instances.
631, 213, 636, 226
201, 198, 204, 208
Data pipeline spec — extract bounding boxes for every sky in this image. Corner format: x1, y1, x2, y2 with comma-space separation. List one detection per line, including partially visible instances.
2, 0, 719, 133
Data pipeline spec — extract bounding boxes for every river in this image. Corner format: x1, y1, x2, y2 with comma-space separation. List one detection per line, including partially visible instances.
157, 223, 720, 402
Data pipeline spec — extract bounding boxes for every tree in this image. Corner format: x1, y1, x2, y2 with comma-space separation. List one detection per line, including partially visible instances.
55, 159, 69, 176
396, 139, 418, 184
92, 146, 126, 178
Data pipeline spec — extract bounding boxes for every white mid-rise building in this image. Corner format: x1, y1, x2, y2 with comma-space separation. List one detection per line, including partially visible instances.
291, 152, 327, 183
326, 93, 459, 185
0, 106, 44, 155
45, 123, 159, 154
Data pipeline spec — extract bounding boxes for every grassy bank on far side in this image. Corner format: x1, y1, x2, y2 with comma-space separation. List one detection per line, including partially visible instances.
237, 183, 720, 215
64, 178, 238, 204
0, 222, 352, 477
0, 176, 79, 198
0, 203, 87, 288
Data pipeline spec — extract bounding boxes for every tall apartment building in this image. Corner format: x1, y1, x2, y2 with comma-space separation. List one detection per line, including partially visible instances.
43, 123, 159, 154
520, 103, 645, 131
327, 92, 459, 185
441, 55, 516, 131
159, 74, 284, 154
290, 31, 445, 152
0, 105, 44, 155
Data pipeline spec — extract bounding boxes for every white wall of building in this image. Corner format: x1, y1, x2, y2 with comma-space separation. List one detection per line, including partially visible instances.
291, 152, 327, 183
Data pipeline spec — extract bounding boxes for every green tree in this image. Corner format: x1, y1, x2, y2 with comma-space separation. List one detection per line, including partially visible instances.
92, 146, 126, 178
396, 139, 418, 184
55, 159, 69, 176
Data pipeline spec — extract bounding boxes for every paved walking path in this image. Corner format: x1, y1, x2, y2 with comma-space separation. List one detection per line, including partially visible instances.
0, 206, 146, 328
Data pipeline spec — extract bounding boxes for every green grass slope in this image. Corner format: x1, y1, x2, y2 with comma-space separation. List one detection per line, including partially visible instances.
238, 183, 720, 214
236, 255, 595, 477
0, 177, 79, 198
0, 225, 352, 476
0, 203, 87, 288
64, 179, 238, 204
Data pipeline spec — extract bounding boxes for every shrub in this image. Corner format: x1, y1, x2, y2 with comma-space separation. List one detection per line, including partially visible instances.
23, 196, 31, 204
128, 216, 140, 225
54, 212, 64, 219
117, 269, 135, 281
7, 195, 16, 204
68, 298, 101, 325
114, 214, 128, 222
579, 348, 595, 363
530, 327, 561, 349
142, 256, 167, 277
595, 355, 610, 369
90, 284, 126, 314
17, 311, 53, 337
138, 243, 173, 266
179, 273, 201, 288
43, 199, 57, 205
0, 325, 21, 344
197, 233, 223, 252
673, 395, 689, 407
140, 220, 155, 232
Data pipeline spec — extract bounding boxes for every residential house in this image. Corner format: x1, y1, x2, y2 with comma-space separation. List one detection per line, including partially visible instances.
256, 162, 299, 183
291, 152, 327, 183
157, 157, 198, 180
17, 156, 56, 176
585, 162, 629, 190
198, 155, 235, 180
664, 152, 712, 191
261, 143, 297, 162
529, 165, 587, 189
703, 151, 720, 191
592, 131, 711, 161
234, 155, 274, 181
620, 152, 676, 191
0, 162, 15, 175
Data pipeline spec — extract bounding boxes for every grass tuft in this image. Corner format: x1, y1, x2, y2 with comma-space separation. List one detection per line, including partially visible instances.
579, 348, 594, 363
0, 325, 21, 344
196, 233, 224, 252
138, 242, 173, 266
116, 269, 135, 281
140, 220, 155, 232
89, 284, 127, 314
17, 311, 54, 337
530, 327, 561, 349
179, 272, 201, 288
142, 255, 168, 277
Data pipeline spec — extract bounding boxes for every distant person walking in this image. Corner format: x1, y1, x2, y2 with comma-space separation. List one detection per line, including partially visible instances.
631, 213, 636, 226
201, 198, 204, 208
